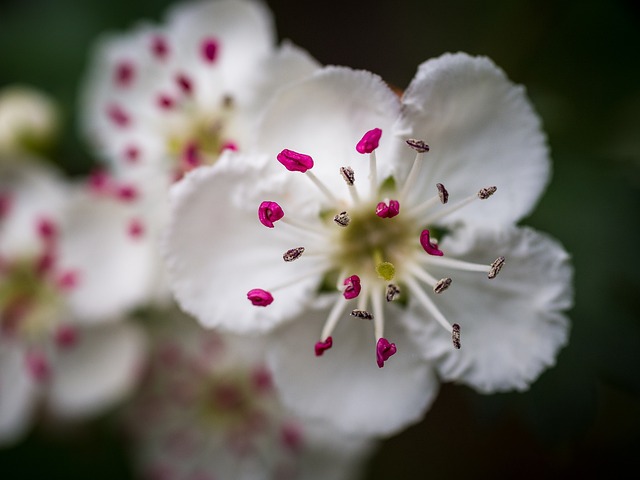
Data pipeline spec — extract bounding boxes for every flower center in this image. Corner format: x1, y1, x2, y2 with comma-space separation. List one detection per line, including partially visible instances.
250, 128, 504, 368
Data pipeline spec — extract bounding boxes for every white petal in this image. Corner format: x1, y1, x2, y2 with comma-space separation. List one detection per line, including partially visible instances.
397, 52, 550, 227
257, 66, 403, 203
47, 321, 147, 418
166, 0, 275, 96
267, 302, 439, 437
0, 340, 38, 445
0, 160, 69, 257
164, 153, 323, 333
58, 188, 157, 322
405, 226, 572, 393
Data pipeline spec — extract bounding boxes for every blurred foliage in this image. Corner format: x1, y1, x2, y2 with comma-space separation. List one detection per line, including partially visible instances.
1, 0, 639, 478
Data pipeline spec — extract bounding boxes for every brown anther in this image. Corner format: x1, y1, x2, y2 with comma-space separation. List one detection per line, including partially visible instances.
386, 284, 400, 302
283, 247, 305, 262
452, 323, 461, 349
436, 183, 449, 204
478, 186, 497, 200
406, 139, 430, 153
351, 309, 373, 320
340, 166, 355, 186
488, 256, 505, 279
433, 278, 452, 294
222, 95, 234, 109
333, 211, 350, 227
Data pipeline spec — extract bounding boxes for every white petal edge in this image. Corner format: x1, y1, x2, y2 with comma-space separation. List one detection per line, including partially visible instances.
47, 321, 147, 419
267, 301, 439, 437
163, 152, 324, 333
404, 226, 572, 393
397, 52, 551, 227
0, 340, 38, 446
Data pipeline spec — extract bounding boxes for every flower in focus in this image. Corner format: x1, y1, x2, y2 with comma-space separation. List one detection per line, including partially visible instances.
0, 160, 150, 444
0, 85, 59, 157
164, 53, 573, 436
80, 0, 319, 185
124, 310, 373, 480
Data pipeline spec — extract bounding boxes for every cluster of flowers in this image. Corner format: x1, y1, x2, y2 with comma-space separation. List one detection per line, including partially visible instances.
0, 0, 573, 478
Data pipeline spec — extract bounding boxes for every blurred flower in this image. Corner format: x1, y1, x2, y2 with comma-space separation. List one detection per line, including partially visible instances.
164, 53, 573, 436
0, 160, 150, 445
0, 85, 59, 157
124, 310, 373, 480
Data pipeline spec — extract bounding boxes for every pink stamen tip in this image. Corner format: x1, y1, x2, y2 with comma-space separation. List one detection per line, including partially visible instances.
117, 184, 138, 202
55, 325, 78, 349
420, 229, 443, 256
107, 103, 130, 127
201, 37, 219, 63
37, 218, 57, 241
151, 36, 169, 59
356, 128, 382, 154
157, 93, 175, 110
57, 270, 79, 290
277, 149, 314, 173
376, 337, 397, 368
343, 275, 361, 299
124, 145, 140, 163
175, 73, 193, 95
88, 169, 111, 194
247, 289, 273, 307
251, 365, 273, 393
26, 351, 51, 382
183, 143, 201, 168
375, 199, 400, 218
114, 61, 134, 87
36, 251, 56, 275
258, 201, 284, 228
220, 141, 238, 152
128, 218, 145, 239
281, 422, 304, 452
314, 336, 333, 356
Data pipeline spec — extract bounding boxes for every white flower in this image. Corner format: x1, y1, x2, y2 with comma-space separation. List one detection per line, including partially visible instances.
164, 53, 573, 436
0, 85, 59, 156
0, 160, 150, 444
124, 310, 373, 480
80, 0, 319, 186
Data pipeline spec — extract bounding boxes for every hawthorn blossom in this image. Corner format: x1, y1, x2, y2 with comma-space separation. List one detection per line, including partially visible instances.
164, 53, 572, 436
80, 0, 319, 186
0, 160, 151, 444
124, 311, 373, 480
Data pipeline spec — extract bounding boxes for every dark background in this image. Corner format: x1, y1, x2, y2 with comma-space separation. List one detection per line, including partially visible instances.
1, 0, 639, 478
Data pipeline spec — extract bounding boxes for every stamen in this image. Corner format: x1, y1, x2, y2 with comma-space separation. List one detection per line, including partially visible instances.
420, 230, 443, 256
405, 276, 453, 333
25, 351, 50, 382
55, 325, 78, 349
423, 186, 497, 225
375, 199, 400, 218
452, 323, 461, 349
151, 36, 169, 59
376, 338, 397, 368
107, 104, 130, 127
386, 284, 400, 302
351, 309, 373, 320
56, 270, 79, 291
320, 294, 350, 341
343, 275, 361, 299
340, 166, 355, 186
157, 94, 175, 110
355, 128, 382, 154
405, 139, 430, 153
283, 247, 305, 262
478, 186, 497, 199
37, 218, 57, 241
340, 166, 360, 203
488, 256, 505, 279
201, 37, 219, 63
434, 277, 452, 294
400, 140, 429, 200
436, 183, 449, 204
114, 61, 134, 87
124, 145, 140, 163
258, 201, 284, 228
276, 148, 313, 173
333, 211, 350, 227
127, 218, 145, 239
421, 255, 497, 276
247, 289, 274, 307
372, 284, 385, 341
175, 73, 193, 95
315, 336, 333, 356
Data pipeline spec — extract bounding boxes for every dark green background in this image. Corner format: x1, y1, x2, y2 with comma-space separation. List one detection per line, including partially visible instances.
1, 0, 639, 478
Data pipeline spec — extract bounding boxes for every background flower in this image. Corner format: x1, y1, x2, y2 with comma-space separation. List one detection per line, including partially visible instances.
0, 0, 638, 478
